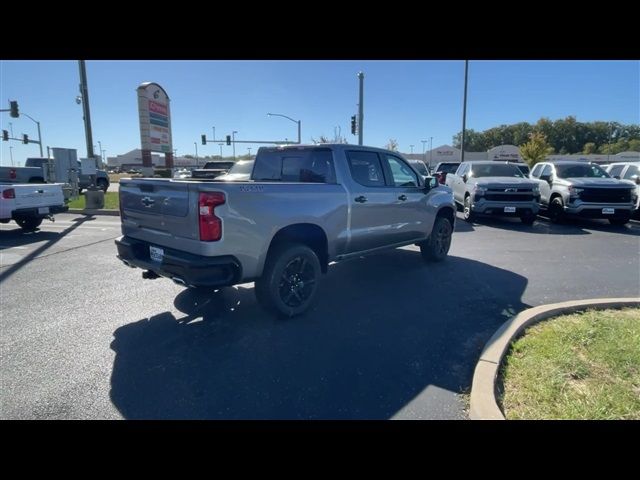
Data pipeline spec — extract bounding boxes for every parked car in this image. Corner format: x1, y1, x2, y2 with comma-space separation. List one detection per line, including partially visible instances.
173, 168, 192, 179
116, 144, 455, 317
530, 161, 637, 225
433, 162, 461, 185
446, 161, 540, 224
191, 161, 236, 179
0, 183, 68, 231
407, 159, 430, 177
605, 162, 640, 218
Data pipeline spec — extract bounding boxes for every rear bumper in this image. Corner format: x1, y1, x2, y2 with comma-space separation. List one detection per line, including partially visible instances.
12, 205, 68, 218
115, 235, 242, 288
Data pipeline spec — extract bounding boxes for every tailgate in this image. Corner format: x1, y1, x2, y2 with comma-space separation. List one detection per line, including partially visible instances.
13, 184, 64, 209
120, 179, 199, 241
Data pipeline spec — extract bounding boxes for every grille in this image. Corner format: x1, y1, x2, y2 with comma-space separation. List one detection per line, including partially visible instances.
580, 188, 631, 203
484, 194, 535, 202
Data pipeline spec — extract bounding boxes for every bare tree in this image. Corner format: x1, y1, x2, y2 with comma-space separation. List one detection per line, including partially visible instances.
385, 139, 399, 151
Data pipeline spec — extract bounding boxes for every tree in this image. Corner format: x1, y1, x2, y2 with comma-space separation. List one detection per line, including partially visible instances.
520, 132, 554, 167
385, 139, 399, 151
582, 142, 597, 154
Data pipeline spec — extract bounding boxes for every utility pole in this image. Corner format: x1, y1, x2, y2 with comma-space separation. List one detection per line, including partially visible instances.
247, 147, 252, 157
218, 143, 223, 158
357, 71, 364, 146
78, 60, 99, 192
194, 141, 198, 166
410, 144, 414, 154
232, 131, 238, 160
460, 60, 469, 164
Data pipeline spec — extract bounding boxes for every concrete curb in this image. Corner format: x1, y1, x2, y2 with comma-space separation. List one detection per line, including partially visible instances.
469, 297, 640, 420
67, 208, 120, 217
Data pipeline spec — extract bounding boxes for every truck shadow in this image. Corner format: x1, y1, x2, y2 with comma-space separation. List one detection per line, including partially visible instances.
109, 252, 529, 419
464, 214, 640, 236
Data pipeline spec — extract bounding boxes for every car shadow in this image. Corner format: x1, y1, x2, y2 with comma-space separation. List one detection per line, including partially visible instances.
0, 216, 96, 284
110, 251, 530, 419
464, 214, 640, 236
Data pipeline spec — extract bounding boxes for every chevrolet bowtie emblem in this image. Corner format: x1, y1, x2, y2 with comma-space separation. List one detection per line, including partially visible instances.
141, 196, 155, 207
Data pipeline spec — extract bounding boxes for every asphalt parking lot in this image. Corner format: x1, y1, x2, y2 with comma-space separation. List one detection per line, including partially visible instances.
1, 214, 638, 419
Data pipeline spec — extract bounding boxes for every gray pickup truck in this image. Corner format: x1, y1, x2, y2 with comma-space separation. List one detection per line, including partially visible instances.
446, 161, 540, 224
191, 161, 236, 180
0, 158, 110, 192
530, 161, 637, 225
116, 144, 456, 317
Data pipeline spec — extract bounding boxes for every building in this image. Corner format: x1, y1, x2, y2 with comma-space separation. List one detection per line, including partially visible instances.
545, 151, 640, 165
106, 149, 211, 169
403, 144, 523, 169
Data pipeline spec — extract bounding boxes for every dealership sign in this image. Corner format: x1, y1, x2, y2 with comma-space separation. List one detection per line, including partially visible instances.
488, 144, 521, 161
137, 82, 172, 153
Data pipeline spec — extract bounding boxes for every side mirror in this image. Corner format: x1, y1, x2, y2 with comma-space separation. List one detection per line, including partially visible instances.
423, 176, 439, 193
613, 175, 621, 179
631, 175, 640, 185
462, 174, 468, 183
540, 173, 552, 183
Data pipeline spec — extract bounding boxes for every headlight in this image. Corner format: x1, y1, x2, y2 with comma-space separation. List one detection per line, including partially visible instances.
531, 185, 540, 193
568, 186, 584, 197
473, 184, 487, 196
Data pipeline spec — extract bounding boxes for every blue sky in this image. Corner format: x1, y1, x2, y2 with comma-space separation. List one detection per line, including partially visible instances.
1, 60, 638, 166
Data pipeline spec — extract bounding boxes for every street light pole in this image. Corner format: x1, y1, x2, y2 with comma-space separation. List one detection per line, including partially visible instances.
267, 113, 301, 144
98, 140, 103, 168
21, 112, 44, 157
9, 146, 14, 166
410, 144, 414, 154
232, 131, 238, 159
212, 126, 216, 142
218, 143, 223, 158
357, 71, 364, 146
194, 141, 198, 166
430, 136, 433, 166
247, 147, 252, 157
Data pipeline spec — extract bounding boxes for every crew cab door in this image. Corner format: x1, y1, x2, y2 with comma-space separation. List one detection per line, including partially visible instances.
344, 150, 423, 253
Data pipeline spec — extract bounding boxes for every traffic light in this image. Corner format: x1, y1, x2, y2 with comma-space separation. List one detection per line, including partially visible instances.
22, 134, 29, 144
201, 134, 207, 145
351, 115, 357, 135
9, 101, 19, 118
226, 135, 231, 146
2, 130, 8, 141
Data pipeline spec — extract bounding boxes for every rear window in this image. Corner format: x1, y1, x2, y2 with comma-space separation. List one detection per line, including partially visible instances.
437, 163, 459, 174
252, 148, 336, 183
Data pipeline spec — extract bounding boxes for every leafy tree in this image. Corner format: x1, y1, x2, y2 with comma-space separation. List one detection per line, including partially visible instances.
582, 142, 597, 154
628, 139, 640, 152
520, 132, 554, 167
385, 139, 399, 151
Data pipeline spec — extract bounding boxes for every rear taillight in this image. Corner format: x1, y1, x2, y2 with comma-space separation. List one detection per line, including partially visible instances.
2, 188, 15, 199
199, 192, 225, 241
9, 169, 17, 180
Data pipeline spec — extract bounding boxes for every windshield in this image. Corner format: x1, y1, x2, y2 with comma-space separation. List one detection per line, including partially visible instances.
229, 160, 254, 175
555, 164, 610, 179
410, 161, 428, 175
471, 164, 525, 178
437, 163, 459, 174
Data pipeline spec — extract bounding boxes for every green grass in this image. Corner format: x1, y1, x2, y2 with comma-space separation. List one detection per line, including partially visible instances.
67, 192, 120, 210
500, 308, 640, 420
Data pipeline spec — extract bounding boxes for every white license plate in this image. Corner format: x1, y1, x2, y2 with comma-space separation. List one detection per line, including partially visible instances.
38, 207, 49, 214
504, 206, 516, 213
602, 208, 615, 215
149, 246, 164, 263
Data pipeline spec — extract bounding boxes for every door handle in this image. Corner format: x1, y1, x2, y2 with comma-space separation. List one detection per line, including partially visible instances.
355, 195, 367, 203
398, 194, 407, 201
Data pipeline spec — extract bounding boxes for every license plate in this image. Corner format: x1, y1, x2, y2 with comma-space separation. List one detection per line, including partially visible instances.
38, 207, 49, 214
149, 246, 164, 263
602, 208, 615, 215
504, 206, 516, 213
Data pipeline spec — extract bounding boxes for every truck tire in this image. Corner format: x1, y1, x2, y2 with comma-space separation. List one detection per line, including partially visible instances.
548, 197, 565, 224
16, 217, 43, 231
97, 179, 108, 192
254, 243, 321, 318
463, 195, 475, 223
420, 216, 453, 262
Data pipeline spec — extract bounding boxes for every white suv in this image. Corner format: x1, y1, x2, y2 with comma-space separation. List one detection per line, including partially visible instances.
605, 162, 640, 217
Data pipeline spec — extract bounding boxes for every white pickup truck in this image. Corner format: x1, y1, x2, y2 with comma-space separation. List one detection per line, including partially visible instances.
0, 183, 68, 231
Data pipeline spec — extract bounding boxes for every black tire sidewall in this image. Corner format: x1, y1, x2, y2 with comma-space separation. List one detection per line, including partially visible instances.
422, 216, 452, 262
549, 197, 564, 223
260, 243, 321, 317
16, 217, 42, 231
